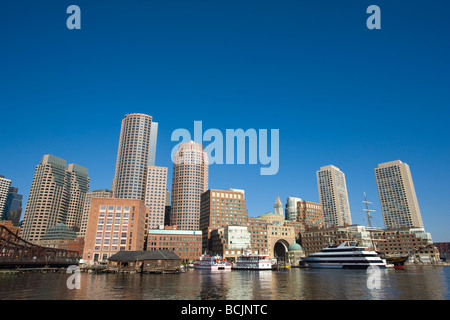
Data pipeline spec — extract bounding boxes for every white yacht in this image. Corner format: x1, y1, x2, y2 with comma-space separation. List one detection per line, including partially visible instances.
302, 241, 387, 269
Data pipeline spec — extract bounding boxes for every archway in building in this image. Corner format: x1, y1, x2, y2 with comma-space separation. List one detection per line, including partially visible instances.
273, 239, 290, 263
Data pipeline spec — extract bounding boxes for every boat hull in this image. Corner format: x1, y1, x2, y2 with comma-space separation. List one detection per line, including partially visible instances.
302, 242, 388, 270
303, 260, 387, 269
194, 265, 232, 270
233, 264, 272, 270
194, 254, 231, 270
385, 256, 408, 269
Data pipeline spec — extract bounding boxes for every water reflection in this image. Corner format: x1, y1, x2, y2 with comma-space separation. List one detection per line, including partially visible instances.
0, 266, 448, 300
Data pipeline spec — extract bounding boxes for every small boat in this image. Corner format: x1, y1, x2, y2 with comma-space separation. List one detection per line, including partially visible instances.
194, 254, 232, 270
233, 250, 273, 270
302, 241, 387, 269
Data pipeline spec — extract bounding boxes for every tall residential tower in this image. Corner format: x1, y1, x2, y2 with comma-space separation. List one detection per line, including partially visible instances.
21, 155, 89, 243
317, 165, 352, 227
374, 160, 424, 229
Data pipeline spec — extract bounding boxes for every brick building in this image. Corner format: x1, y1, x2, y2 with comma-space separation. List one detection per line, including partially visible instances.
83, 198, 146, 263
147, 226, 202, 263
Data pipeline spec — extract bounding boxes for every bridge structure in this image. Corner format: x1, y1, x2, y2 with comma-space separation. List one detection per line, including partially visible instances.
0, 224, 80, 269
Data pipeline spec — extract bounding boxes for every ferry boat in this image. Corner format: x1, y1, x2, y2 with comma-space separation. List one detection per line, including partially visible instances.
194, 254, 232, 270
302, 241, 387, 269
233, 250, 273, 270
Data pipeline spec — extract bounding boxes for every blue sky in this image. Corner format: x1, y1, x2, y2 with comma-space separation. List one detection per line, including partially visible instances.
1, 1, 449, 241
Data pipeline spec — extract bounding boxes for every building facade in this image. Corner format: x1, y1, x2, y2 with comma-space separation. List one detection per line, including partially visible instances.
285, 196, 302, 222
147, 226, 202, 263
434, 242, 450, 262
200, 188, 302, 259
251, 213, 296, 259
144, 166, 168, 231
0, 175, 12, 220
301, 225, 367, 256
297, 200, 325, 231
374, 160, 424, 229
171, 141, 208, 230
21, 155, 89, 243
112, 113, 153, 201
148, 122, 158, 167
317, 165, 352, 227
38, 222, 78, 248
301, 224, 439, 263
371, 227, 439, 263
209, 225, 252, 261
65, 164, 90, 231
1, 186, 23, 226
79, 189, 113, 237
200, 188, 247, 252
83, 198, 146, 263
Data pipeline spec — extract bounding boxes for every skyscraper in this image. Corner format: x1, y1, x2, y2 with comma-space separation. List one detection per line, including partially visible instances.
317, 165, 352, 227
21, 155, 89, 243
148, 122, 158, 166
144, 165, 168, 231
171, 141, 208, 230
2, 187, 23, 226
66, 164, 90, 231
374, 160, 424, 229
0, 176, 12, 220
112, 113, 153, 200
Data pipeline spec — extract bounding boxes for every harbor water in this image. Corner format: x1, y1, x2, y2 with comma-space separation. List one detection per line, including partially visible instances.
0, 265, 449, 300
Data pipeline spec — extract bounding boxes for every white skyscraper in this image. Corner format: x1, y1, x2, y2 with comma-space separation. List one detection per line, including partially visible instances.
375, 160, 424, 229
317, 165, 352, 227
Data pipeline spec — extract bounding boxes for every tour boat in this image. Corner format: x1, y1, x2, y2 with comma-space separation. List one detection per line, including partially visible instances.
233, 250, 273, 270
194, 254, 232, 270
302, 241, 387, 269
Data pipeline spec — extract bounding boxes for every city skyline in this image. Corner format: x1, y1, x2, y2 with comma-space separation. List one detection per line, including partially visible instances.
2, 127, 445, 240
1, 1, 449, 242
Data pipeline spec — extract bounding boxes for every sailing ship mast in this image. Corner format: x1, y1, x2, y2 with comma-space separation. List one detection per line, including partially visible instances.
362, 192, 377, 250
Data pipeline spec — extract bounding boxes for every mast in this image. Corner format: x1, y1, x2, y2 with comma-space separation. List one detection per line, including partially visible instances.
362, 192, 374, 228
362, 192, 377, 250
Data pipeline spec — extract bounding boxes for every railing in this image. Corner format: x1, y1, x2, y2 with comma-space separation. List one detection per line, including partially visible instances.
0, 225, 80, 267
